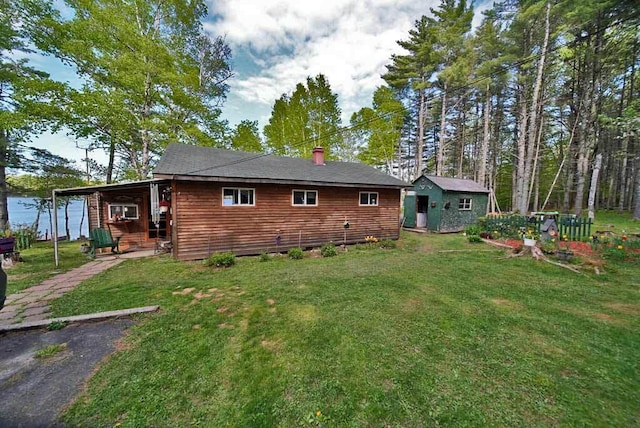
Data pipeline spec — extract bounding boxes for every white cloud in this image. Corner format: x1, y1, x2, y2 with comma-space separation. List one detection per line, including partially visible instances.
208, 0, 442, 125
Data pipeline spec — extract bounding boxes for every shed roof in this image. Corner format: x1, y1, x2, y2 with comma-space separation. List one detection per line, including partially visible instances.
154, 143, 408, 189
415, 175, 489, 193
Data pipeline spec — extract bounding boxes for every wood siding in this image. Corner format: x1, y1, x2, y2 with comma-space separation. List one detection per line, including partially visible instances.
173, 181, 401, 260
90, 189, 155, 250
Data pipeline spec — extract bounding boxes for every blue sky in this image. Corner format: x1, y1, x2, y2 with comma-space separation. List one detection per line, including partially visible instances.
26, 0, 490, 169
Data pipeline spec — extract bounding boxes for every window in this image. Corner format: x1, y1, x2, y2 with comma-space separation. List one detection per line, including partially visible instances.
222, 188, 255, 206
359, 192, 378, 206
458, 198, 472, 210
109, 203, 139, 220
292, 190, 318, 206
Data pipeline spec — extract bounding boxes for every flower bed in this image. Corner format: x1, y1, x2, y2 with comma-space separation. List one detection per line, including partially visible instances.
499, 238, 596, 257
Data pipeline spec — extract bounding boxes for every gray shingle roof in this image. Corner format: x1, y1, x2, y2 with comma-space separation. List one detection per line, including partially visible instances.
417, 175, 489, 193
154, 143, 409, 188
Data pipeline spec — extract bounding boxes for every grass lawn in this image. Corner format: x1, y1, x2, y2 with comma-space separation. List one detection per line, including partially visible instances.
47, 230, 639, 427
592, 210, 640, 234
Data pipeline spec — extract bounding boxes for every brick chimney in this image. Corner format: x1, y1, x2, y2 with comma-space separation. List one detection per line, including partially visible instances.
312, 147, 325, 166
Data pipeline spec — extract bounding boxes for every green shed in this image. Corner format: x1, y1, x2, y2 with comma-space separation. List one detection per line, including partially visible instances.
403, 175, 489, 232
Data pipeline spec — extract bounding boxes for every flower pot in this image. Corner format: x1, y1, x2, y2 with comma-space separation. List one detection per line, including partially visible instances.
523, 238, 537, 247
0, 237, 15, 254
159, 206, 169, 213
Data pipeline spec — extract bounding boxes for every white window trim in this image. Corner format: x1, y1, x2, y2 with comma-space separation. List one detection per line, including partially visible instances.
291, 189, 318, 206
222, 187, 255, 206
459, 198, 472, 211
359, 191, 379, 206
108, 203, 139, 220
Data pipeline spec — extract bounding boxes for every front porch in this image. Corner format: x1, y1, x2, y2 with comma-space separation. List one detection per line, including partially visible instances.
52, 179, 171, 265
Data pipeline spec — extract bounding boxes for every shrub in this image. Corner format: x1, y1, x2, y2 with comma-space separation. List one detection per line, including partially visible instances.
467, 235, 483, 243
259, 251, 270, 262
540, 240, 557, 254
204, 252, 236, 268
476, 216, 487, 229
464, 224, 482, 236
379, 239, 397, 249
288, 247, 304, 260
320, 243, 338, 257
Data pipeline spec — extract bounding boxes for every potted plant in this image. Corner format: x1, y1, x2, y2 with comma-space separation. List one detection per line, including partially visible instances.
159, 199, 170, 213
556, 234, 574, 261
522, 229, 538, 247
0, 228, 15, 254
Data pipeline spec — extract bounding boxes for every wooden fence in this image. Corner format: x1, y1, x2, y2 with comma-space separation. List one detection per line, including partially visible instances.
483, 214, 592, 241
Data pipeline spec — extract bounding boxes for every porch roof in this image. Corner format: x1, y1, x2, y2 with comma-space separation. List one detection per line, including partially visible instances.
53, 179, 170, 197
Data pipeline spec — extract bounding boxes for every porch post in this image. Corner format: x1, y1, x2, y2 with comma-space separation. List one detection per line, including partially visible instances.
52, 190, 59, 267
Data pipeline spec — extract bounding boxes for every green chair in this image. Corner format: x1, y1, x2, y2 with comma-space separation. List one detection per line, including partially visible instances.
88, 228, 120, 258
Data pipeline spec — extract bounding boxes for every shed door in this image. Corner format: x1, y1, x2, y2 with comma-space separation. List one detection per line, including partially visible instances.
417, 196, 429, 228
403, 194, 416, 227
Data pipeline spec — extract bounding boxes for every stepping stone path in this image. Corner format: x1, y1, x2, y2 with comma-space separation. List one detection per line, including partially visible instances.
0, 259, 124, 327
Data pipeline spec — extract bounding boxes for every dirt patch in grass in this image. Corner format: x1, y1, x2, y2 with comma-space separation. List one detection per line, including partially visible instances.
490, 298, 525, 311
172, 288, 195, 296
419, 241, 434, 253
594, 312, 629, 326
261, 339, 282, 353
402, 298, 423, 313
529, 334, 565, 356
291, 304, 319, 323
193, 291, 212, 299
604, 303, 640, 316
559, 306, 628, 325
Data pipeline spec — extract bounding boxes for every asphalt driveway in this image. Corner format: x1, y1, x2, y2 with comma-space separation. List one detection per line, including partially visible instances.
0, 318, 134, 427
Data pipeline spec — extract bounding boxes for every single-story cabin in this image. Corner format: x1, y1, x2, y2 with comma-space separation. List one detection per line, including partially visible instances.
53, 144, 408, 262
403, 175, 489, 232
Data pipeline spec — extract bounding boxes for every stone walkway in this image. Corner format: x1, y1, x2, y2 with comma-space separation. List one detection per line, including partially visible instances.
0, 250, 155, 327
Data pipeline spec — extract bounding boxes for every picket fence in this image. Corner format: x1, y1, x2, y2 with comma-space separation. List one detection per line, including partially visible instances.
483, 214, 592, 241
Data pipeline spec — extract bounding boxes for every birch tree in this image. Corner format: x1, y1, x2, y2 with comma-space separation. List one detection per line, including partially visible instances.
35, 0, 233, 179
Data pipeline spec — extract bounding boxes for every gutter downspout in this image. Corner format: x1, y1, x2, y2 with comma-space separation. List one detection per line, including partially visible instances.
52, 190, 59, 267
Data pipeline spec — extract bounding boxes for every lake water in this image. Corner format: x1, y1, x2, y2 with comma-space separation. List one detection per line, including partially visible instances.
7, 197, 89, 240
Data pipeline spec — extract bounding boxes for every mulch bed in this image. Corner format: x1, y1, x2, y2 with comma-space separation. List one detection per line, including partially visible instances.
500, 239, 597, 257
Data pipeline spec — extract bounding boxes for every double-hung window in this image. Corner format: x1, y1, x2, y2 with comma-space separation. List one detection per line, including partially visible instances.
359, 192, 378, 206
292, 190, 318, 206
458, 198, 472, 210
222, 188, 255, 206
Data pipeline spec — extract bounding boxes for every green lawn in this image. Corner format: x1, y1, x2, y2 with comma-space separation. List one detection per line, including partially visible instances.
47, 231, 639, 427
593, 209, 640, 234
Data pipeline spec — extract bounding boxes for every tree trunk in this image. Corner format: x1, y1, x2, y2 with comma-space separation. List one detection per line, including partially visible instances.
515, 87, 528, 213
436, 83, 447, 176
521, 2, 550, 214
0, 129, 9, 232
587, 153, 602, 220
634, 153, 640, 221
416, 88, 426, 177
478, 84, 490, 187
618, 132, 629, 212
64, 199, 70, 240
106, 134, 116, 184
